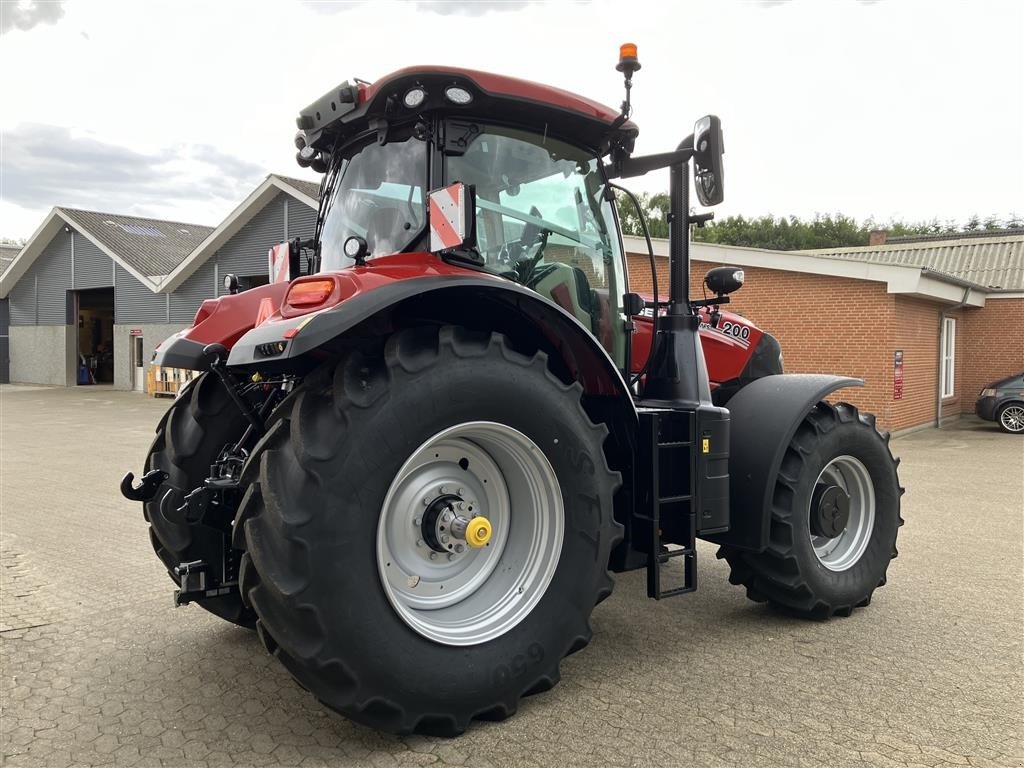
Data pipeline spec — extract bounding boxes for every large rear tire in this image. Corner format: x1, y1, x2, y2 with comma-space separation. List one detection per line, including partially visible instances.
144, 372, 255, 628
717, 402, 904, 618
233, 326, 622, 735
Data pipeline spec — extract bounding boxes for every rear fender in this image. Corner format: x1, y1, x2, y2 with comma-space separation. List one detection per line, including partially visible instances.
228, 275, 636, 405
705, 374, 863, 552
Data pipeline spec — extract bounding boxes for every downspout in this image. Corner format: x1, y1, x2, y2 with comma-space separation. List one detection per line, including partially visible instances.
936, 286, 971, 428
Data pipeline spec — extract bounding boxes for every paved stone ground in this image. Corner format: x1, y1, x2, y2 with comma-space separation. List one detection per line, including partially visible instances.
1, 385, 1021, 768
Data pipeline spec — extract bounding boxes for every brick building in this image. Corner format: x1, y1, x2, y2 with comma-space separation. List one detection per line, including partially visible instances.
624, 232, 1024, 433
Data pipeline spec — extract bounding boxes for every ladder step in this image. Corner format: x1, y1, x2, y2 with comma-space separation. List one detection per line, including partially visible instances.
647, 547, 697, 599
658, 494, 692, 504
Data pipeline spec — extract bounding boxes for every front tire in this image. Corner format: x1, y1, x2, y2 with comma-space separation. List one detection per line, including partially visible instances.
718, 402, 904, 618
234, 326, 622, 734
144, 372, 255, 627
997, 402, 1024, 434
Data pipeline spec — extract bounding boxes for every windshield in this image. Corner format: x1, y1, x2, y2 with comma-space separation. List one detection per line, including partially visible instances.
319, 133, 427, 271
446, 125, 627, 367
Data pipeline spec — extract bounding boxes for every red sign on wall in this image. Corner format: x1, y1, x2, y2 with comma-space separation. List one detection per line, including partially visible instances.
893, 349, 904, 400
128, 329, 143, 336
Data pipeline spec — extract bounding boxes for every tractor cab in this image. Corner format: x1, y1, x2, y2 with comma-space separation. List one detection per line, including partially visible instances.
312, 114, 630, 365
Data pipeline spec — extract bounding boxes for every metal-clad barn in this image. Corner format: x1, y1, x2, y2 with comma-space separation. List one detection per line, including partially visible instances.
0, 244, 18, 383
0, 175, 318, 389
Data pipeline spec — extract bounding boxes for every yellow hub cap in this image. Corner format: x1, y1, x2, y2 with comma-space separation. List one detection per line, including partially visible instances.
466, 516, 492, 548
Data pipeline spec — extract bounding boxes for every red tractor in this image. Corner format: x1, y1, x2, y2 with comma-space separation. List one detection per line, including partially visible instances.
123, 48, 903, 735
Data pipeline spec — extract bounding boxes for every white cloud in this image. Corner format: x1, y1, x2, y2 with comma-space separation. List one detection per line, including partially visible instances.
0, 0, 65, 35
0, 0, 1021, 238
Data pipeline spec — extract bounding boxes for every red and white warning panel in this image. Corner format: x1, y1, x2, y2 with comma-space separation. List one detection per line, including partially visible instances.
429, 182, 474, 252
268, 243, 291, 283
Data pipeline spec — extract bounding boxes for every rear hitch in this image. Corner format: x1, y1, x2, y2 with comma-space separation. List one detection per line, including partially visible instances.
173, 559, 237, 607
120, 469, 168, 502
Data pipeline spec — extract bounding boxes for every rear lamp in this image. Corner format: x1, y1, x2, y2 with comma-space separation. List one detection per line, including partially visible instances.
403, 87, 427, 108
444, 86, 473, 105
286, 278, 335, 307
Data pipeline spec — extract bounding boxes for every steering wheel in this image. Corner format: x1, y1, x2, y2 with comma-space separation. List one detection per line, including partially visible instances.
516, 230, 550, 285
518, 206, 544, 251
513, 206, 549, 284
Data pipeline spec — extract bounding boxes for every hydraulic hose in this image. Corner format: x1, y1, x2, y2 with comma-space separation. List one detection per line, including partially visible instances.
610, 183, 659, 388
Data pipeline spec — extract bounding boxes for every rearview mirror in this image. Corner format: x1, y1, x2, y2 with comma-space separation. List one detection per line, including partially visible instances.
693, 115, 724, 206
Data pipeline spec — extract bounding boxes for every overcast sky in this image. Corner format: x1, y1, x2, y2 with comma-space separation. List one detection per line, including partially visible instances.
1, 0, 1021, 240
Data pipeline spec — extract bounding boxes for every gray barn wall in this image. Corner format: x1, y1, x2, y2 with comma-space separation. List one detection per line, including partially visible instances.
8, 230, 118, 326
287, 197, 317, 242
169, 260, 216, 323
9, 325, 75, 386
114, 265, 166, 324
214, 194, 317, 298
74, 232, 114, 290
113, 323, 188, 391
9, 230, 72, 325
0, 298, 9, 384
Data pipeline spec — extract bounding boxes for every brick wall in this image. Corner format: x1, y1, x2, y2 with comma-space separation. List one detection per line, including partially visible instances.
890, 297, 967, 430
625, 252, 1022, 431
626, 253, 896, 426
960, 298, 1024, 399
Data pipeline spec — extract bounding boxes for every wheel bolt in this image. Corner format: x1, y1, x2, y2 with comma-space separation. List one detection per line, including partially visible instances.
429, 552, 437, 560
415, 539, 423, 548
413, 517, 421, 526
441, 534, 450, 545
447, 553, 456, 562
454, 544, 464, 554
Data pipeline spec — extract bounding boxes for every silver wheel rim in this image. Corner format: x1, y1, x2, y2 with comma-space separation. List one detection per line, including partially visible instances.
809, 455, 875, 572
377, 421, 563, 646
1000, 405, 1024, 432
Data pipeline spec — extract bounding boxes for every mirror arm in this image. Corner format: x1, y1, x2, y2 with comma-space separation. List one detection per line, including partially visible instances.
605, 135, 694, 179
690, 295, 730, 308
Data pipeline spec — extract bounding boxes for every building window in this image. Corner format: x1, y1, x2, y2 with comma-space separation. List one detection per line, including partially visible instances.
940, 317, 956, 398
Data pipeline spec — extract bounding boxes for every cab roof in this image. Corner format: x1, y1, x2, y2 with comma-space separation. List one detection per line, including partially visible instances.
297, 66, 639, 157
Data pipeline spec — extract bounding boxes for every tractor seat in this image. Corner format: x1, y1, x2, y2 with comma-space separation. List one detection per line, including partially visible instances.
528, 262, 595, 331
365, 207, 406, 256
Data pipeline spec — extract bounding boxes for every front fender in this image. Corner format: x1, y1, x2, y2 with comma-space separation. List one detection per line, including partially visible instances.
706, 374, 864, 552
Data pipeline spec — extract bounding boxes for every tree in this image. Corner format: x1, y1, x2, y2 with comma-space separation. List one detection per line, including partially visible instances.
610, 191, 1019, 250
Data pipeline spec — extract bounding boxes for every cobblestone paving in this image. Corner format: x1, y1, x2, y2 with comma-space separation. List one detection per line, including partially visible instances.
1, 385, 1022, 767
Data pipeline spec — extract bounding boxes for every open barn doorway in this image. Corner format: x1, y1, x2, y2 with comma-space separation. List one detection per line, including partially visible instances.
76, 288, 114, 384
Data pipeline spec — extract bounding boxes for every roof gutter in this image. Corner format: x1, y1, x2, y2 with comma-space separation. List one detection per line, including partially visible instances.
919, 267, 992, 293
936, 287, 972, 429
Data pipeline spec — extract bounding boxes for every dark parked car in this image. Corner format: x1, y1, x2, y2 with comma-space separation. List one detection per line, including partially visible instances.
975, 371, 1024, 433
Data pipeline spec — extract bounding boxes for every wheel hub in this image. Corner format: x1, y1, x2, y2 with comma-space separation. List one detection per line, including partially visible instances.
810, 484, 851, 538
808, 455, 876, 572
377, 422, 564, 646
420, 494, 492, 554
